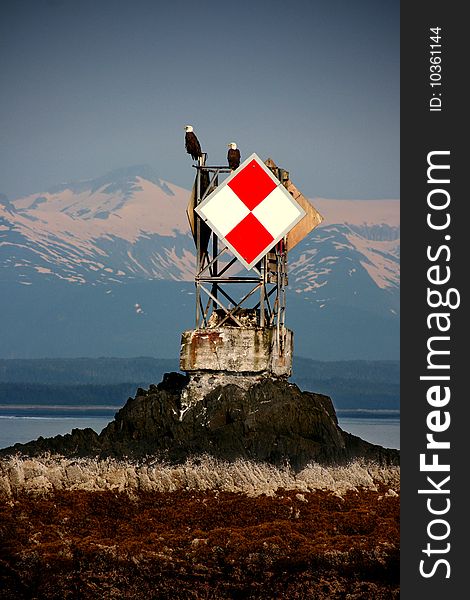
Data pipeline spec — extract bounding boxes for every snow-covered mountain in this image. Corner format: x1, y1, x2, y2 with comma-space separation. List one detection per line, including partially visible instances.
0, 166, 194, 283
0, 166, 399, 360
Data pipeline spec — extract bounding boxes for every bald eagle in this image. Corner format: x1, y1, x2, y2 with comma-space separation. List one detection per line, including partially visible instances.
227, 142, 241, 170
184, 125, 202, 161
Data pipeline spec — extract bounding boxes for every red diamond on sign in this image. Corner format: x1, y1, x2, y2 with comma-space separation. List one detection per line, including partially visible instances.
228, 159, 277, 210
226, 213, 274, 264
195, 153, 306, 269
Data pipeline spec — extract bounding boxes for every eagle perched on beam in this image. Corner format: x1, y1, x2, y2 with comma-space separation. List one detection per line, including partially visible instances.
184, 125, 202, 162
227, 142, 241, 170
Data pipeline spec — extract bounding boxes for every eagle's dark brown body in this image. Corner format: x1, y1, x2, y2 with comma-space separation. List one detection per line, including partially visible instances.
185, 131, 202, 161
227, 148, 241, 170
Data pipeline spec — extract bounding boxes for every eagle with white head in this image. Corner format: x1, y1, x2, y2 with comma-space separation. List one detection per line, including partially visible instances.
184, 125, 202, 161
227, 142, 241, 170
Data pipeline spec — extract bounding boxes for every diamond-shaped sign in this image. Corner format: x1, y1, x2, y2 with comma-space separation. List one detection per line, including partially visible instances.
195, 153, 306, 269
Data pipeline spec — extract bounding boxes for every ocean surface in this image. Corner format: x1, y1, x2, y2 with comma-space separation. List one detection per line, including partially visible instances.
338, 416, 399, 450
0, 407, 400, 451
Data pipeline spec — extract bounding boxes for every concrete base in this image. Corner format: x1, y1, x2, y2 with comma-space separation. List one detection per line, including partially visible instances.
179, 326, 293, 377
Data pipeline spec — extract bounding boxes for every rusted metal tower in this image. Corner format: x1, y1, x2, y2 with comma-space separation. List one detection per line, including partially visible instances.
180, 152, 322, 379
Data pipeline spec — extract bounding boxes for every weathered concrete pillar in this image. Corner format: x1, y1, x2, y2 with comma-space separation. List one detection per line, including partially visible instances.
180, 325, 293, 377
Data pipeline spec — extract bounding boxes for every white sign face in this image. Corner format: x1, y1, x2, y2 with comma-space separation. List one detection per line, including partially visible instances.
195, 153, 306, 269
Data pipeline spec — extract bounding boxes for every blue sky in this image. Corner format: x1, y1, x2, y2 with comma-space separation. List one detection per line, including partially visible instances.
0, 0, 399, 200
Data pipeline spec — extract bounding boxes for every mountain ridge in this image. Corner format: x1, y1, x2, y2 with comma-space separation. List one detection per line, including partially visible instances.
0, 166, 399, 360
1, 164, 399, 289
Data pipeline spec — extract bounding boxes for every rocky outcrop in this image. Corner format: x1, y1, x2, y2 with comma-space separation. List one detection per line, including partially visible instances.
0, 373, 399, 469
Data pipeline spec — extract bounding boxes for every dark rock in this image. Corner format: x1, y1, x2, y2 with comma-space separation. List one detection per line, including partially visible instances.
2, 427, 101, 458
0, 373, 399, 469
157, 371, 189, 393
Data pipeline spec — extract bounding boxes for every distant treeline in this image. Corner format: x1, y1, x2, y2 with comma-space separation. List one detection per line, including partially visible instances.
293, 378, 399, 410
0, 357, 177, 385
0, 357, 399, 411
292, 358, 399, 410
293, 357, 399, 384
0, 383, 138, 406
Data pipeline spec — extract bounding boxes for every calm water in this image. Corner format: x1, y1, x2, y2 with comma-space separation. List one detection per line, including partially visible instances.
0, 410, 400, 451
0, 416, 113, 450
338, 416, 399, 449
